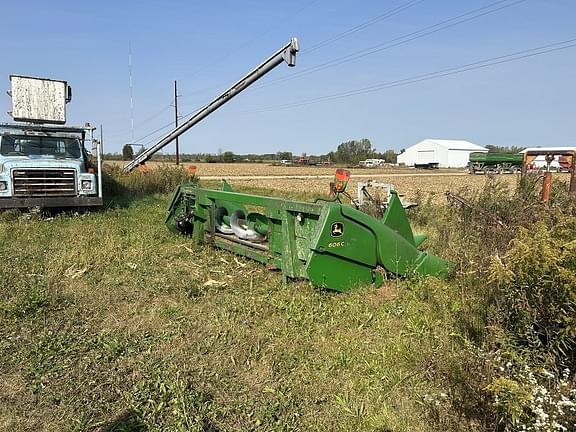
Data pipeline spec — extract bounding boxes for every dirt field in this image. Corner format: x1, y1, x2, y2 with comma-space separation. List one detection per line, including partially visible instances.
108, 160, 571, 203
107, 161, 520, 203
231, 175, 518, 204
106, 160, 464, 177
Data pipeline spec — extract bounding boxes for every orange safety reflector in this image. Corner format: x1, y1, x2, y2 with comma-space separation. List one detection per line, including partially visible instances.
333, 169, 350, 192
335, 169, 350, 181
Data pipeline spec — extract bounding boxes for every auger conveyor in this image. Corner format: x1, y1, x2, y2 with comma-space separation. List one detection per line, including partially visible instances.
122, 38, 299, 173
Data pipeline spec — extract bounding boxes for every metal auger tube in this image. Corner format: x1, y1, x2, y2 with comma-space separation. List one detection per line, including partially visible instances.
123, 38, 299, 173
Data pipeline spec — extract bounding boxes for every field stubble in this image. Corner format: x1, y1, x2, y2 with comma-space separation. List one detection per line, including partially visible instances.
232, 176, 518, 205
107, 161, 518, 204
106, 160, 463, 177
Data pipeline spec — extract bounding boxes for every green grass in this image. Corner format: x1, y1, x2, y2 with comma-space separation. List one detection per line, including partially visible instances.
0, 192, 486, 431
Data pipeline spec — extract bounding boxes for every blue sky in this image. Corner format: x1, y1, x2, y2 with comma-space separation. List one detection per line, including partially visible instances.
1, 0, 574, 155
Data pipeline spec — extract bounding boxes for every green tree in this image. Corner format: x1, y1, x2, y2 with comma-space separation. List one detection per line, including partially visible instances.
332, 138, 375, 164
381, 149, 397, 164
122, 144, 134, 161
276, 151, 293, 161
222, 151, 235, 163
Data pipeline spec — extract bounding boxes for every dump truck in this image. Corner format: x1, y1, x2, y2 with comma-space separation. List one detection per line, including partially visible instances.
166, 169, 452, 292
468, 152, 523, 174
0, 75, 102, 209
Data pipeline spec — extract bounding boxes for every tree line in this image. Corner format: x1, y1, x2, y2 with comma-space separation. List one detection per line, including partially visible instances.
115, 139, 398, 165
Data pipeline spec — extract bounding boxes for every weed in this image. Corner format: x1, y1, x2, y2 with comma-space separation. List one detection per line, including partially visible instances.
102, 164, 193, 200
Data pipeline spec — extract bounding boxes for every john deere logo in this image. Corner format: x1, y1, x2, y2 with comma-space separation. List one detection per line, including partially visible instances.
331, 222, 344, 237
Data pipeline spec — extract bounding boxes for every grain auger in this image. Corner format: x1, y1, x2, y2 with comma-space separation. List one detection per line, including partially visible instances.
165, 170, 452, 292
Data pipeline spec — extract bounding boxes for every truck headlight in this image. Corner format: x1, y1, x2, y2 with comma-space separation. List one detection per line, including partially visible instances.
0, 181, 6, 191
81, 180, 92, 190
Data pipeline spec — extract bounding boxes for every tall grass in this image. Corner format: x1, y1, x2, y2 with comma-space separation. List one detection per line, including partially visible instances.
0, 192, 474, 431
1, 173, 574, 431
409, 174, 576, 431
102, 164, 194, 198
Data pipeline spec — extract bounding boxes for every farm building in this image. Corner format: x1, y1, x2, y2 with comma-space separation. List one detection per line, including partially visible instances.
397, 139, 488, 168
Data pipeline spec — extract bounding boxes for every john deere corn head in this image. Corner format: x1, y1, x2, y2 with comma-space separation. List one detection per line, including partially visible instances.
166, 170, 452, 292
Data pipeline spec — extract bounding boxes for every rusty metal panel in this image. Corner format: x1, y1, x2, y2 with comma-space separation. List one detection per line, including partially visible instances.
10, 75, 68, 124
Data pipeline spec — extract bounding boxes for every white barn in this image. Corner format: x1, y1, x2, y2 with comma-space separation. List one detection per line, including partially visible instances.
397, 139, 488, 168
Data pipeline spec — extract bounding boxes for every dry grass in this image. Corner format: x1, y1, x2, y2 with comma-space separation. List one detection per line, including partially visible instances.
231, 175, 518, 204
3, 170, 572, 431
105, 160, 525, 204
105, 160, 464, 177
0, 195, 474, 431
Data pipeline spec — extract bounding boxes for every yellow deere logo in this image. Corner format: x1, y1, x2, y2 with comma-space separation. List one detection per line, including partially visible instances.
331, 222, 344, 237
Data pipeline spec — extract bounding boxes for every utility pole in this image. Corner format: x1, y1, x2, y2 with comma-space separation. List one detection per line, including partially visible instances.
174, 80, 179, 165
129, 42, 135, 145
100, 124, 104, 155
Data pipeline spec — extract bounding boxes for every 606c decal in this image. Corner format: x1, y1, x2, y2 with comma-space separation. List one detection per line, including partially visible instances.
328, 241, 345, 248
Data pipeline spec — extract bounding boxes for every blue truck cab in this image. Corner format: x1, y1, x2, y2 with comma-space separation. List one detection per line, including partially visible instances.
1, 75, 102, 209
0, 123, 102, 208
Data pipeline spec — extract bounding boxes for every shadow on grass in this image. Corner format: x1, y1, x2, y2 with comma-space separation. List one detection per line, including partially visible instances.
100, 410, 148, 432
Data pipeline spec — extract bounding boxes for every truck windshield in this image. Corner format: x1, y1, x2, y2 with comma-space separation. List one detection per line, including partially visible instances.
0, 135, 82, 159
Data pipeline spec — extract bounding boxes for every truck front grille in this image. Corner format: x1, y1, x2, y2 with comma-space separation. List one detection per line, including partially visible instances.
12, 169, 76, 197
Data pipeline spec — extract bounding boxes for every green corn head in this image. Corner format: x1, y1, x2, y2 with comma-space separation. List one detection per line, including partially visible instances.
166, 180, 452, 292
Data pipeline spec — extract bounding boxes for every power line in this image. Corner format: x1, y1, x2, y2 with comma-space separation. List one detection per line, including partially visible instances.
237, 38, 576, 113
137, 103, 173, 126
185, 0, 321, 81
304, 0, 427, 54
135, 38, 575, 144
105, 101, 174, 139
154, 1, 422, 114
145, 1, 422, 109
123, 0, 531, 149
133, 105, 204, 145
125, 1, 426, 145
116, 38, 576, 151
134, 118, 183, 144
130, 83, 229, 146
256, 0, 528, 90
115, 0, 527, 149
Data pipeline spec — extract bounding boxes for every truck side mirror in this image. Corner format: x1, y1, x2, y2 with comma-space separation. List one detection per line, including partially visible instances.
66, 85, 72, 103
